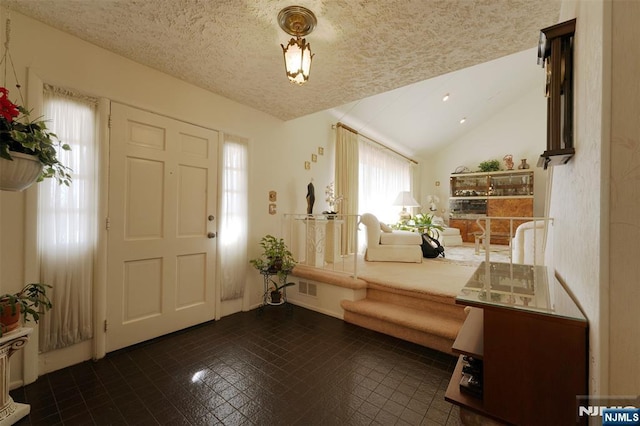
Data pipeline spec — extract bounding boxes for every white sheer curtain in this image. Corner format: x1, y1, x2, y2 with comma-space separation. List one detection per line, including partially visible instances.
39, 86, 97, 351
358, 139, 412, 225
220, 135, 248, 301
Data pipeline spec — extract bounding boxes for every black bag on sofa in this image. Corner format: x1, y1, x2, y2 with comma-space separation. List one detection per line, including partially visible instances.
421, 234, 445, 258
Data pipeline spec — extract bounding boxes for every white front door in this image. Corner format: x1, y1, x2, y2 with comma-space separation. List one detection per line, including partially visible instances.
106, 103, 218, 352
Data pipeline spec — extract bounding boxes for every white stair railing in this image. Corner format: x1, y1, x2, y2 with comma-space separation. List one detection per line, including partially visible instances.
474, 216, 553, 267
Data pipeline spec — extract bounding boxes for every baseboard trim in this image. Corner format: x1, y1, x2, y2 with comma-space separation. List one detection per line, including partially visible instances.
38, 340, 92, 376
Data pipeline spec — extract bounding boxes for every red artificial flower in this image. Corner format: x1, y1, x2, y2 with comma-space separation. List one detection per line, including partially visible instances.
0, 87, 20, 122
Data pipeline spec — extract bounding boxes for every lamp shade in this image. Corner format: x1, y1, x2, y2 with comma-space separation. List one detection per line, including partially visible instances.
393, 191, 420, 207
281, 37, 313, 85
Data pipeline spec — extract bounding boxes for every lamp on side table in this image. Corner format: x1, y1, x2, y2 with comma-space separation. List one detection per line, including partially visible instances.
393, 191, 420, 221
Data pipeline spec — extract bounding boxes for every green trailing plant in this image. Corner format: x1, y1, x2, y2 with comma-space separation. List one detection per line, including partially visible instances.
249, 234, 297, 274
478, 159, 501, 172
0, 87, 72, 185
250, 235, 297, 303
0, 283, 53, 335
392, 213, 445, 239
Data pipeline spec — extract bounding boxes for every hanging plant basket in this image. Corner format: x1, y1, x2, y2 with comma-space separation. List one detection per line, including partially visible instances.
0, 18, 72, 190
0, 151, 43, 191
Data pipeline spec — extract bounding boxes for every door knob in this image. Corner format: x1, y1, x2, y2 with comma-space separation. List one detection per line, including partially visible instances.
208, 232, 217, 239
208, 215, 215, 221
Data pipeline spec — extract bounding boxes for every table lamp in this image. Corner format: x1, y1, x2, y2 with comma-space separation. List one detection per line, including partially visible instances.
393, 191, 420, 220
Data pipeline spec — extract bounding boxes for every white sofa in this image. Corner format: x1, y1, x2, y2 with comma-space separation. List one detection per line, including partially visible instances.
360, 213, 423, 263
431, 215, 463, 246
439, 227, 463, 246
512, 220, 546, 265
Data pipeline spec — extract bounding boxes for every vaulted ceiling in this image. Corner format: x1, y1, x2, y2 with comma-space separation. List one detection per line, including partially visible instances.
1, 0, 561, 156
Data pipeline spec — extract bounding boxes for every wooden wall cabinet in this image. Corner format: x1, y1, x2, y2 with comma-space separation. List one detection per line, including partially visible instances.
448, 218, 484, 243
446, 262, 588, 426
449, 170, 534, 243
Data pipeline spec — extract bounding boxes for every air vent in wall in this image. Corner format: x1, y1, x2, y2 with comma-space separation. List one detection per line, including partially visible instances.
298, 280, 317, 297
308, 283, 317, 296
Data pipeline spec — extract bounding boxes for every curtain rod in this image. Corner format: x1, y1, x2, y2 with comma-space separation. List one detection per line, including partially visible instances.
335, 122, 418, 165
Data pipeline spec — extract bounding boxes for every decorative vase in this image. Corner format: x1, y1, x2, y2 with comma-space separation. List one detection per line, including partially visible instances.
0, 152, 43, 192
503, 154, 514, 170
518, 159, 530, 169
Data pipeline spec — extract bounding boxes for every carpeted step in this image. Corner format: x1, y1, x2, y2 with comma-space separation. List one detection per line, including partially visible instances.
341, 298, 464, 354
366, 287, 466, 321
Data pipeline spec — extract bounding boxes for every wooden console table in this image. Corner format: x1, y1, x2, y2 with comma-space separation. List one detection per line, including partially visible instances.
446, 262, 588, 426
0, 328, 32, 426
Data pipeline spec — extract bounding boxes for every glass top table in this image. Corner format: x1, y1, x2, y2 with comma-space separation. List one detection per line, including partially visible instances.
456, 261, 586, 323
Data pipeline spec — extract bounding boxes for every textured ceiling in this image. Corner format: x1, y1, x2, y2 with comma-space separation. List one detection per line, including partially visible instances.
1, 0, 561, 154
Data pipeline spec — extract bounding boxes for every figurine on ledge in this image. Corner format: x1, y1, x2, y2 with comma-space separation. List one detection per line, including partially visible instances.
306, 180, 315, 215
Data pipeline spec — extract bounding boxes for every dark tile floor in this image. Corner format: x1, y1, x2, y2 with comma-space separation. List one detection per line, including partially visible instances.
11, 305, 461, 425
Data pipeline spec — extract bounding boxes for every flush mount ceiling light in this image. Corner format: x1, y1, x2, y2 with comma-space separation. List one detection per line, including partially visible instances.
278, 5, 317, 85
442, 93, 450, 102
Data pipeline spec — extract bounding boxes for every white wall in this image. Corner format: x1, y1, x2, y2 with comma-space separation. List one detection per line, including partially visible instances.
246, 110, 337, 310
421, 86, 548, 218
550, 0, 608, 395
0, 11, 336, 378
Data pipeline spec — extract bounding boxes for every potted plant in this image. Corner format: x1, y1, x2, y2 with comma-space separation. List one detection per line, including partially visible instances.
478, 159, 501, 172
249, 234, 297, 274
268, 276, 296, 304
0, 86, 72, 191
322, 181, 343, 218
250, 235, 297, 304
392, 213, 444, 239
0, 283, 53, 336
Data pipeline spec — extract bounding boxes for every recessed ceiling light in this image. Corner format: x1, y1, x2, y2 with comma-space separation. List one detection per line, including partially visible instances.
459, 117, 466, 124
442, 93, 450, 102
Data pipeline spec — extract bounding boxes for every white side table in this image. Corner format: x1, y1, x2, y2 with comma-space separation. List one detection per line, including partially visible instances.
299, 218, 345, 267
302, 218, 327, 267
324, 219, 343, 263
0, 328, 32, 426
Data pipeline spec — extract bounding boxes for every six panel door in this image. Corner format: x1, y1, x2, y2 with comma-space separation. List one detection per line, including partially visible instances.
106, 103, 218, 352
